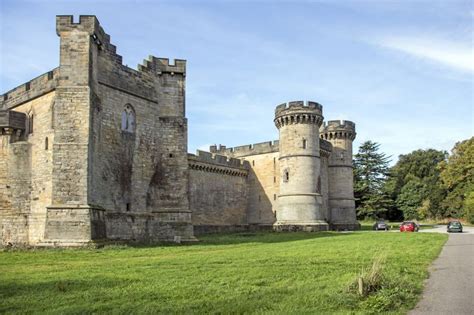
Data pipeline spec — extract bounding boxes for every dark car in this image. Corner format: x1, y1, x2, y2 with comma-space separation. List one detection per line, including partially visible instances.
400, 221, 419, 232
373, 220, 389, 231
447, 221, 463, 233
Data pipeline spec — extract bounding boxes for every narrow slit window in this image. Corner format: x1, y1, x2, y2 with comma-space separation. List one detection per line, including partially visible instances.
45, 137, 48, 150
302, 139, 307, 149
28, 114, 34, 134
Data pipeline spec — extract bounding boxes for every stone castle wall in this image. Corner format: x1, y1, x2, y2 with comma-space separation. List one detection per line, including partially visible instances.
188, 151, 249, 233
0, 15, 359, 246
0, 91, 56, 245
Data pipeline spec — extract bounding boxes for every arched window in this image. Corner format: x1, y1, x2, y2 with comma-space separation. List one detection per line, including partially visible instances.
121, 104, 135, 133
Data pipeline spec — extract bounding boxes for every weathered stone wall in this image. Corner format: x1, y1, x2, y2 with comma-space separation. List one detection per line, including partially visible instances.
9, 92, 55, 243
321, 120, 359, 229
0, 92, 56, 246
0, 138, 30, 245
81, 15, 194, 242
188, 151, 249, 229
241, 152, 279, 225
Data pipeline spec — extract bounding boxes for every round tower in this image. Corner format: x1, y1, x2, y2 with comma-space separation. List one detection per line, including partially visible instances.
274, 101, 328, 231
320, 120, 359, 230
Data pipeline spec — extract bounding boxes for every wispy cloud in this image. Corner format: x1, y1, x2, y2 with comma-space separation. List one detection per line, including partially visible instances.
375, 35, 473, 73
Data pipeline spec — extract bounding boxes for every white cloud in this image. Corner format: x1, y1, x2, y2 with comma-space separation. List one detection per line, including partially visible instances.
375, 35, 473, 73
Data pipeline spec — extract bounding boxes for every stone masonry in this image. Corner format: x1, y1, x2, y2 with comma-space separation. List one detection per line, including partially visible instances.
0, 15, 359, 247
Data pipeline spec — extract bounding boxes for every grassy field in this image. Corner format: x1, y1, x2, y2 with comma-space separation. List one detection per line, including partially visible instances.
0, 232, 447, 314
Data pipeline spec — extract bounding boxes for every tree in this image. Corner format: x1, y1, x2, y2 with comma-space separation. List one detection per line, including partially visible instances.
353, 141, 392, 219
438, 137, 474, 220
395, 176, 426, 220
387, 149, 447, 220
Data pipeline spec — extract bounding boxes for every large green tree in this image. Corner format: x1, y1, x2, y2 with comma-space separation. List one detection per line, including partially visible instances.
387, 149, 447, 220
353, 141, 392, 219
438, 137, 474, 221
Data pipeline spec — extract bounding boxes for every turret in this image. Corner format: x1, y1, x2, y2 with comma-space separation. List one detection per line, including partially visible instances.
320, 120, 359, 230
273, 101, 329, 231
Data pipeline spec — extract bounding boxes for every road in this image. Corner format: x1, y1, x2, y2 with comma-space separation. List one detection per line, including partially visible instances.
409, 225, 474, 314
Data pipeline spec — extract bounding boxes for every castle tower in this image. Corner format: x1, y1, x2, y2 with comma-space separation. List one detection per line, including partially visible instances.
320, 120, 359, 230
273, 101, 329, 231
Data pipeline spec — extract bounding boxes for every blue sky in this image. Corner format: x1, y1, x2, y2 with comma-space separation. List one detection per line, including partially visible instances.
1, 0, 472, 163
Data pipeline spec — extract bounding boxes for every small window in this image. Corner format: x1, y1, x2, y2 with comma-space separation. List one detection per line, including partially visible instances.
252, 160, 255, 166
283, 169, 289, 182
28, 114, 34, 134
273, 194, 276, 200
302, 139, 307, 149
169, 153, 173, 158
126, 203, 131, 212
273, 176, 276, 183
25, 82, 30, 91
45, 137, 48, 150
121, 104, 135, 133
258, 195, 261, 202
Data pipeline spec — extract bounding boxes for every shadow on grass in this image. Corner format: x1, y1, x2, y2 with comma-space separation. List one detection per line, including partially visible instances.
98, 231, 356, 249
1, 232, 356, 253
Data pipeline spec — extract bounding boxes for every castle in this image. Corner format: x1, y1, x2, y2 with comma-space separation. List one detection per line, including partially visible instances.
0, 16, 359, 247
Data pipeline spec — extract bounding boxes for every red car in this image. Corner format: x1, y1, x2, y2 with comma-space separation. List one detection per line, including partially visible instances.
399, 221, 419, 232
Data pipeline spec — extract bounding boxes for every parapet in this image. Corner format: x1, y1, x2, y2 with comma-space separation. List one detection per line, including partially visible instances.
138, 56, 186, 75
188, 150, 249, 177
56, 15, 99, 35
210, 141, 280, 158
274, 101, 323, 128
275, 101, 323, 116
320, 120, 356, 140
1, 68, 59, 110
56, 15, 122, 63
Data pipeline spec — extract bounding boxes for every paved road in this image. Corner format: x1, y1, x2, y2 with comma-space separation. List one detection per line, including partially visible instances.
409, 226, 474, 315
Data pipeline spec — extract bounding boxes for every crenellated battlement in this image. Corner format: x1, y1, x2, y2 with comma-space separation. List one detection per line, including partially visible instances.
210, 141, 280, 157
57, 15, 123, 64
322, 120, 355, 130
1, 68, 59, 110
188, 150, 249, 177
138, 56, 186, 75
274, 101, 323, 128
275, 101, 323, 116
320, 120, 356, 140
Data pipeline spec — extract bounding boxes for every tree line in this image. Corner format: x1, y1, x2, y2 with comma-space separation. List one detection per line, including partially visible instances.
353, 137, 473, 223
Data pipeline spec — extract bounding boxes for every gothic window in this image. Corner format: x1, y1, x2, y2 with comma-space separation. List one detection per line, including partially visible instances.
121, 104, 135, 133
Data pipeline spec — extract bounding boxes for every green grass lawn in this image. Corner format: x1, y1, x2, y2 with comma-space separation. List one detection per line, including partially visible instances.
0, 232, 447, 314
